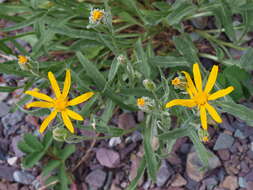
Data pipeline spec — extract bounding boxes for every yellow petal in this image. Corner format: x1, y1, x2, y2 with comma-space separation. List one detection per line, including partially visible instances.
182, 71, 197, 96
39, 110, 57, 133
165, 99, 196, 108
208, 86, 234, 101
193, 63, 202, 92
61, 111, 74, 133
200, 106, 207, 130
48, 71, 61, 98
26, 101, 53, 109
25, 91, 53, 102
204, 65, 218, 94
206, 103, 222, 123
66, 109, 84, 121
62, 69, 71, 98
68, 92, 94, 106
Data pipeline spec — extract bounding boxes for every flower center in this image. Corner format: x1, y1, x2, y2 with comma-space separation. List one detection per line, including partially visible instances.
194, 91, 208, 106
172, 77, 181, 86
137, 98, 145, 107
92, 10, 104, 21
54, 98, 68, 111
18, 55, 28, 64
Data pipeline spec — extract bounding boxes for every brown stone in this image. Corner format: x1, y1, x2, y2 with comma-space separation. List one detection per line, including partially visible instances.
217, 149, 230, 161
171, 174, 187, 187
222, 176, 238, 190
118, 113, 136, 129
186, 152, 205, 182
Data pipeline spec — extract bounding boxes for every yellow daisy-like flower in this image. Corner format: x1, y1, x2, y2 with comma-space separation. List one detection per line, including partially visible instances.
25, 69, 94, 134
202, 136, 209, 143
18, 55, 28, 65
89, 9, 105, 24
171, 77, 181, 86
137, 98, 145, 107
165, 63, 234, 130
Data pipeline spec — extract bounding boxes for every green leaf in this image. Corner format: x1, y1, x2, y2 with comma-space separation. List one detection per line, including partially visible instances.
59, 164, 69, 190
42, 131, 53, 150
212, 0, 236, 42
23, 151, 45, 168
2, 12, 45, 32
108, 57, 120, 83
126, 157, 146, 190
158, 127, 189, 140
18, 141, 35, 154
215, 101, 253, 126
135, 38, 151, 78
173, 34, 199, 65
0, 85, 21, 92
60, 144, 75, 161
42, 160, 61, 176
167, 0, 197, 26
238, 48, 253, 72
149, 56, 189, 68
0, 63, 31, 77
188, 130, 209, 168
143, 116, 157, 182
76, 51, 136, 111
24, 134, 44, 151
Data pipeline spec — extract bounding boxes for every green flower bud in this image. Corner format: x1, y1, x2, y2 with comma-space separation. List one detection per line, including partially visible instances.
143, 79, 156, 91
53, 128, 69, 142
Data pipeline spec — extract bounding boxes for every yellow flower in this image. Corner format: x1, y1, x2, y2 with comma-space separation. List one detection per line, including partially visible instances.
171, 77, 181, 86
202, 136, 209, 143
25, 69, 94, 134
89, 9, 105, 24
18, 55, 28, 65
165, 63, 234, 130
137, 98, 145, 107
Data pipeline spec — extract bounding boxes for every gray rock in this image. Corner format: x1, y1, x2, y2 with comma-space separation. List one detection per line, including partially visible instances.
0, 84, 8, 101
11, 136, 25, 158
85, 169, 106, 188
239, 177, 247, 188
234, 129, 246, 140
180, 143, 191, 154
0, 102, 10, 117
13, 171, 35, 185
0, 0, 7, 3
109, 137, 121, 147
1, 111, 24, 129
214, 133, 235, 150
0, 147, 6, 161
156, 160, 173, 187
131, 131, 142, 142
0, 165, 16, 181
96, 148, 120, 168
186, 151, 221, 182
118, 113, 136, 130
203, 177, 218, 190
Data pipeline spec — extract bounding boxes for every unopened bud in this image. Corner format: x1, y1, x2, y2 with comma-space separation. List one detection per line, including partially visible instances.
53, 128, 69, 142
143, 79, 156, 91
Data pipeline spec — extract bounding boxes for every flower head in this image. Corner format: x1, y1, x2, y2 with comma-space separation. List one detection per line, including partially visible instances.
89, 8, 105, 25
165, 63, 234, 130
172, 77, 181, 86
137, 98, 145, 107
25, 69, 94, 134
202, 136, 209, 143
18, 55, 28, 65
137, 96, 155, 112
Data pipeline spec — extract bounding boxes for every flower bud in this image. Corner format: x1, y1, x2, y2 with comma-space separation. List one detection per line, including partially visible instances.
143, 79, 156, 91
53, 128, 69, 142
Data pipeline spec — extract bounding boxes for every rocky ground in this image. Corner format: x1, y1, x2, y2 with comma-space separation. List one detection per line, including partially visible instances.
1, 1, 253, 189
0, 71, 253, 190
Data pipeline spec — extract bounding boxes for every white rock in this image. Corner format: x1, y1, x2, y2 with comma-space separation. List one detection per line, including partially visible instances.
7, 157, 18, 166
109, 137, 121, 147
